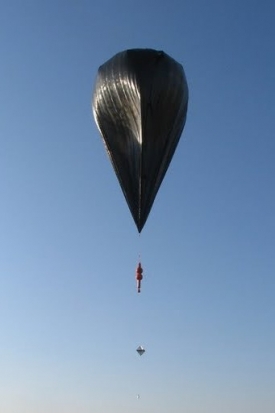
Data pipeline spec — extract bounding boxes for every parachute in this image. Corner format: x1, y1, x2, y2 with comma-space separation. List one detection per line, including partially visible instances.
93, 49, 188, 232
135, 262, 143, 293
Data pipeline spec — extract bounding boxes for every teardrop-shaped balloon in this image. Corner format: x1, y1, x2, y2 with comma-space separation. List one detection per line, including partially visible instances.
92, 49, 188, 232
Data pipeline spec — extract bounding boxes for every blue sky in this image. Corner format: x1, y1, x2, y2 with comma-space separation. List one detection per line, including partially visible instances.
1, 1, 275, 412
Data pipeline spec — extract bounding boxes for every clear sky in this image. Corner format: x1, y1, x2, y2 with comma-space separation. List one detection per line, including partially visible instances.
1, 1, 275, 412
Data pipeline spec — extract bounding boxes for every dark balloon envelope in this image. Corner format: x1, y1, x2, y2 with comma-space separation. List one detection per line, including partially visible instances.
92, 49, 188, 232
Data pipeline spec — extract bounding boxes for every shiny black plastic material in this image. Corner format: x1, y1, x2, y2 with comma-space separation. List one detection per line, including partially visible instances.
93, 49, 188, 232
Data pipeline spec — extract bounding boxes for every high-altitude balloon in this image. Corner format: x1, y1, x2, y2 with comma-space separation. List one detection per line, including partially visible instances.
93, 49, 188, 232
136, 346, 145, 356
